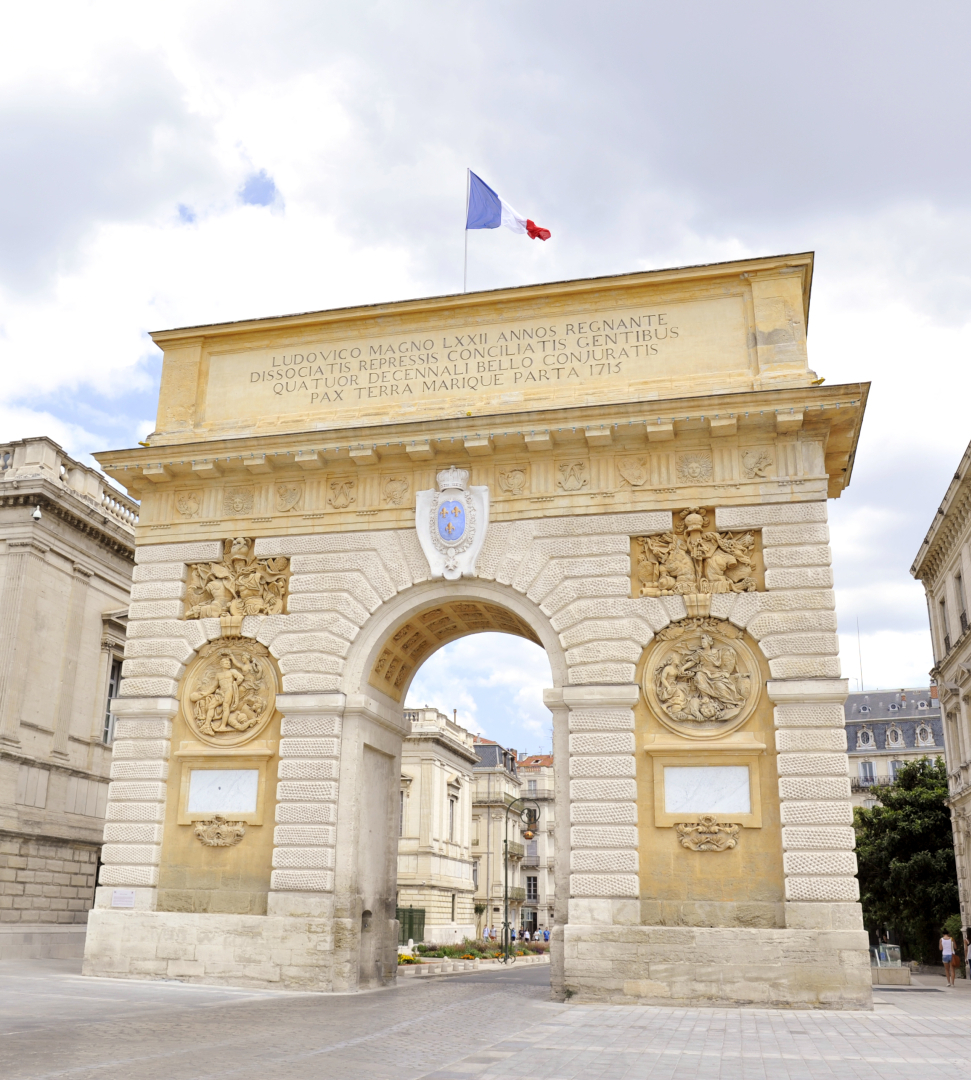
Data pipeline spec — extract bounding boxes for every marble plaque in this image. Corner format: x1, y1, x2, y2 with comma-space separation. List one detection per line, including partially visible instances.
187, 769, 259, 814
663, 766, 751, 815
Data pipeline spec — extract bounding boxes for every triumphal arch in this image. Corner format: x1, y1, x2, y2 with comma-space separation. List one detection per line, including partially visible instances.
83, 253, 872, 1007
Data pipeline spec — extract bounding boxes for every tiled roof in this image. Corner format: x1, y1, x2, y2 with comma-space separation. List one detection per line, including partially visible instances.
844, 688, 940, 722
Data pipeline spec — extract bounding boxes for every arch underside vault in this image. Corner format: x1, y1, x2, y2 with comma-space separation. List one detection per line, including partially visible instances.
368, 599, 541, 703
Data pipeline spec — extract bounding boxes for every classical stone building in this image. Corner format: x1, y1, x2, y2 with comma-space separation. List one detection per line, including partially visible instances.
518, 752, 555, 934
471, 738, 523, 935
912, 437, 971, 934
82, 253, 872, 1007
397, 706, 476, 943
0, 436, 136, 957
844, 689, 943, 808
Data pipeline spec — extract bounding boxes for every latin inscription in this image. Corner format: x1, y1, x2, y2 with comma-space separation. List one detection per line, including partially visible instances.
248, 313, 678, 406
202, 295, 749, 429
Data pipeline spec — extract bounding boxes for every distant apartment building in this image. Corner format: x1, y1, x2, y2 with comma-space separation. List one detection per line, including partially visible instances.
0, 437, 136, 956
517, 753, 554, 935
843, 688, 944, 808
912, 437, 971, 937
471, 738, 524, 936
396, 707, 477, 943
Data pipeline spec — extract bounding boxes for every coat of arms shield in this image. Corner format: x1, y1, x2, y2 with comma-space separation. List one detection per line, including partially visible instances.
415, 466, 490, 580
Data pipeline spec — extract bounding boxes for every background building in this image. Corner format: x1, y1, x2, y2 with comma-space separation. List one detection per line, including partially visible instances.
396, 707, 477, 943
912, 436, 971, 939
0, 436, 135, 957
471, 738, 523, 936
844, 688, 944, 808
517, 753, 554, 934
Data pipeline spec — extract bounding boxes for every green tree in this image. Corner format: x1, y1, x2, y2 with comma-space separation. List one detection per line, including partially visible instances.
854, 757, 959, 963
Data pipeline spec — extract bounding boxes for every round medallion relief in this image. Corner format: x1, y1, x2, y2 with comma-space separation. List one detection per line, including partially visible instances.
180, 639, 278, 747
642, 617, 761, 739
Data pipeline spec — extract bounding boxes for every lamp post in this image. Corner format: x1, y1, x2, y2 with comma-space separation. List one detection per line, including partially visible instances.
500, 797, 539, 965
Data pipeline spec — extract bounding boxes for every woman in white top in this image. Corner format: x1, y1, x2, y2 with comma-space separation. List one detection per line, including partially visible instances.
941, 931, 957, 986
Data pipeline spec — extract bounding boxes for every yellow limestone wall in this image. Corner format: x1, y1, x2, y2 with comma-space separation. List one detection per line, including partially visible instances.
635, 634, 785, 927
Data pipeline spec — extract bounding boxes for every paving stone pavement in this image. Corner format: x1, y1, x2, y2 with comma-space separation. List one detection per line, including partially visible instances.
3, 959, 971, 1079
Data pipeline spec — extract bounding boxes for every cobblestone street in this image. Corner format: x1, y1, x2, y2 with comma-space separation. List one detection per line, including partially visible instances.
2, 958, 970, 1079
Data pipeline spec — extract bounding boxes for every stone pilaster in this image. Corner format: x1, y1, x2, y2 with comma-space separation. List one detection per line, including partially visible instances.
0, 539, 49, 745
266, 692, 343, 915
562, 685, 640, 925
95, 697, 177, 910
52, 563, 93, 758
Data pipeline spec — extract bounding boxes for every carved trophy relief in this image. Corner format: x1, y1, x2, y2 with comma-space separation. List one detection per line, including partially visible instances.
328, 478, 356, 509
676, 817, 740, 852
194, 817, 247, 847
181, 639, 278, 747
741, 449, 773, 479
383, 476, 410, 506
497, 466, 528, 496
176, 491, 201, 517
275, 483, 302, 513
223, 487, 255, 517
676, 452, 713, 483
616, 458, 648, 488
558, 461, 588, 492
643, 617, 760, 738
633, 507, 761, 601
184, 537, 289, 620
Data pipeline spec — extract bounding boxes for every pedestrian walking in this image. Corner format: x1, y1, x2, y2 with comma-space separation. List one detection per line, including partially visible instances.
523, 929, 530, 943
544, 927, 550, 942
941, 929, 957, 986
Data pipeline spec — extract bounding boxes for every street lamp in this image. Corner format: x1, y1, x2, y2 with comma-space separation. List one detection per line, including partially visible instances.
500, 796, 539, 965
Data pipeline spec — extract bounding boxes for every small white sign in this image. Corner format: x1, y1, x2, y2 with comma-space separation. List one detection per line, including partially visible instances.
187, 769, 259, 814
111, 889, 136, 908
664, 765, 751, 815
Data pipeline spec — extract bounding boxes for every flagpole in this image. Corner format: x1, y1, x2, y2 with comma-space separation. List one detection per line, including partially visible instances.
463, 168, 470, 293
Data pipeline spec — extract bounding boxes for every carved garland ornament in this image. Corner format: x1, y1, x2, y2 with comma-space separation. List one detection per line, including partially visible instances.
676, 816, 740, 851
194, 817, 247, 847
643, 617, 760, 738
184, 538, 289, 620
181, 639, 278, 747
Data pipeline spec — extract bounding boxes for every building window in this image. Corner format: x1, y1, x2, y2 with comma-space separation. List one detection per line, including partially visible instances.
472, 862, 479, 889
889, 703, 899, 711
859, 705, 870, 713
526, 875, 538, 901
103, 656, 123, 745
958, 574, 968, 633
941, 598, 951, 653
399, 790, 405, 837
527, 779, 537, 794
451, 893, 456, 921
448, 796, 456, 842
918, 700, 929, 710
859, 761, 875, 785
891, 760, 904, 780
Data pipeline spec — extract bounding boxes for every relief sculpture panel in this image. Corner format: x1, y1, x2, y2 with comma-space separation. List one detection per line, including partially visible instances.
632, 506, 763, 610
642, 617, 760, 739
184, 537, 289, 619
180, 639, 278, 747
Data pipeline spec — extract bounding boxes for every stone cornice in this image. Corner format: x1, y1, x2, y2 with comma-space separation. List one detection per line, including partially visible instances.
150, 252, 815, 345
911, 438, 971, 582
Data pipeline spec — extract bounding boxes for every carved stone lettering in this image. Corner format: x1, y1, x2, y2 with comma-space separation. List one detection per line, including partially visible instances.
558, 461, 588, 491
329, 478, 355, 509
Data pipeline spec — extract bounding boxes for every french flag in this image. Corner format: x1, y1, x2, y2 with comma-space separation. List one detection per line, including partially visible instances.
465, 171, 551, 240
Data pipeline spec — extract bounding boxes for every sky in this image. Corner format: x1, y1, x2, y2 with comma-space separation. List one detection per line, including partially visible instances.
2, 1, 969, 752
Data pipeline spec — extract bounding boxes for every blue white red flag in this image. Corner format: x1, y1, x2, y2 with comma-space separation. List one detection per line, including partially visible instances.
465, 171, 551, 241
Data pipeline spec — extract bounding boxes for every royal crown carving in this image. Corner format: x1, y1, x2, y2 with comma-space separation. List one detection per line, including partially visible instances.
644, 617, 760, 738
184, 538, 289, 620
181, 639, 278, 747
